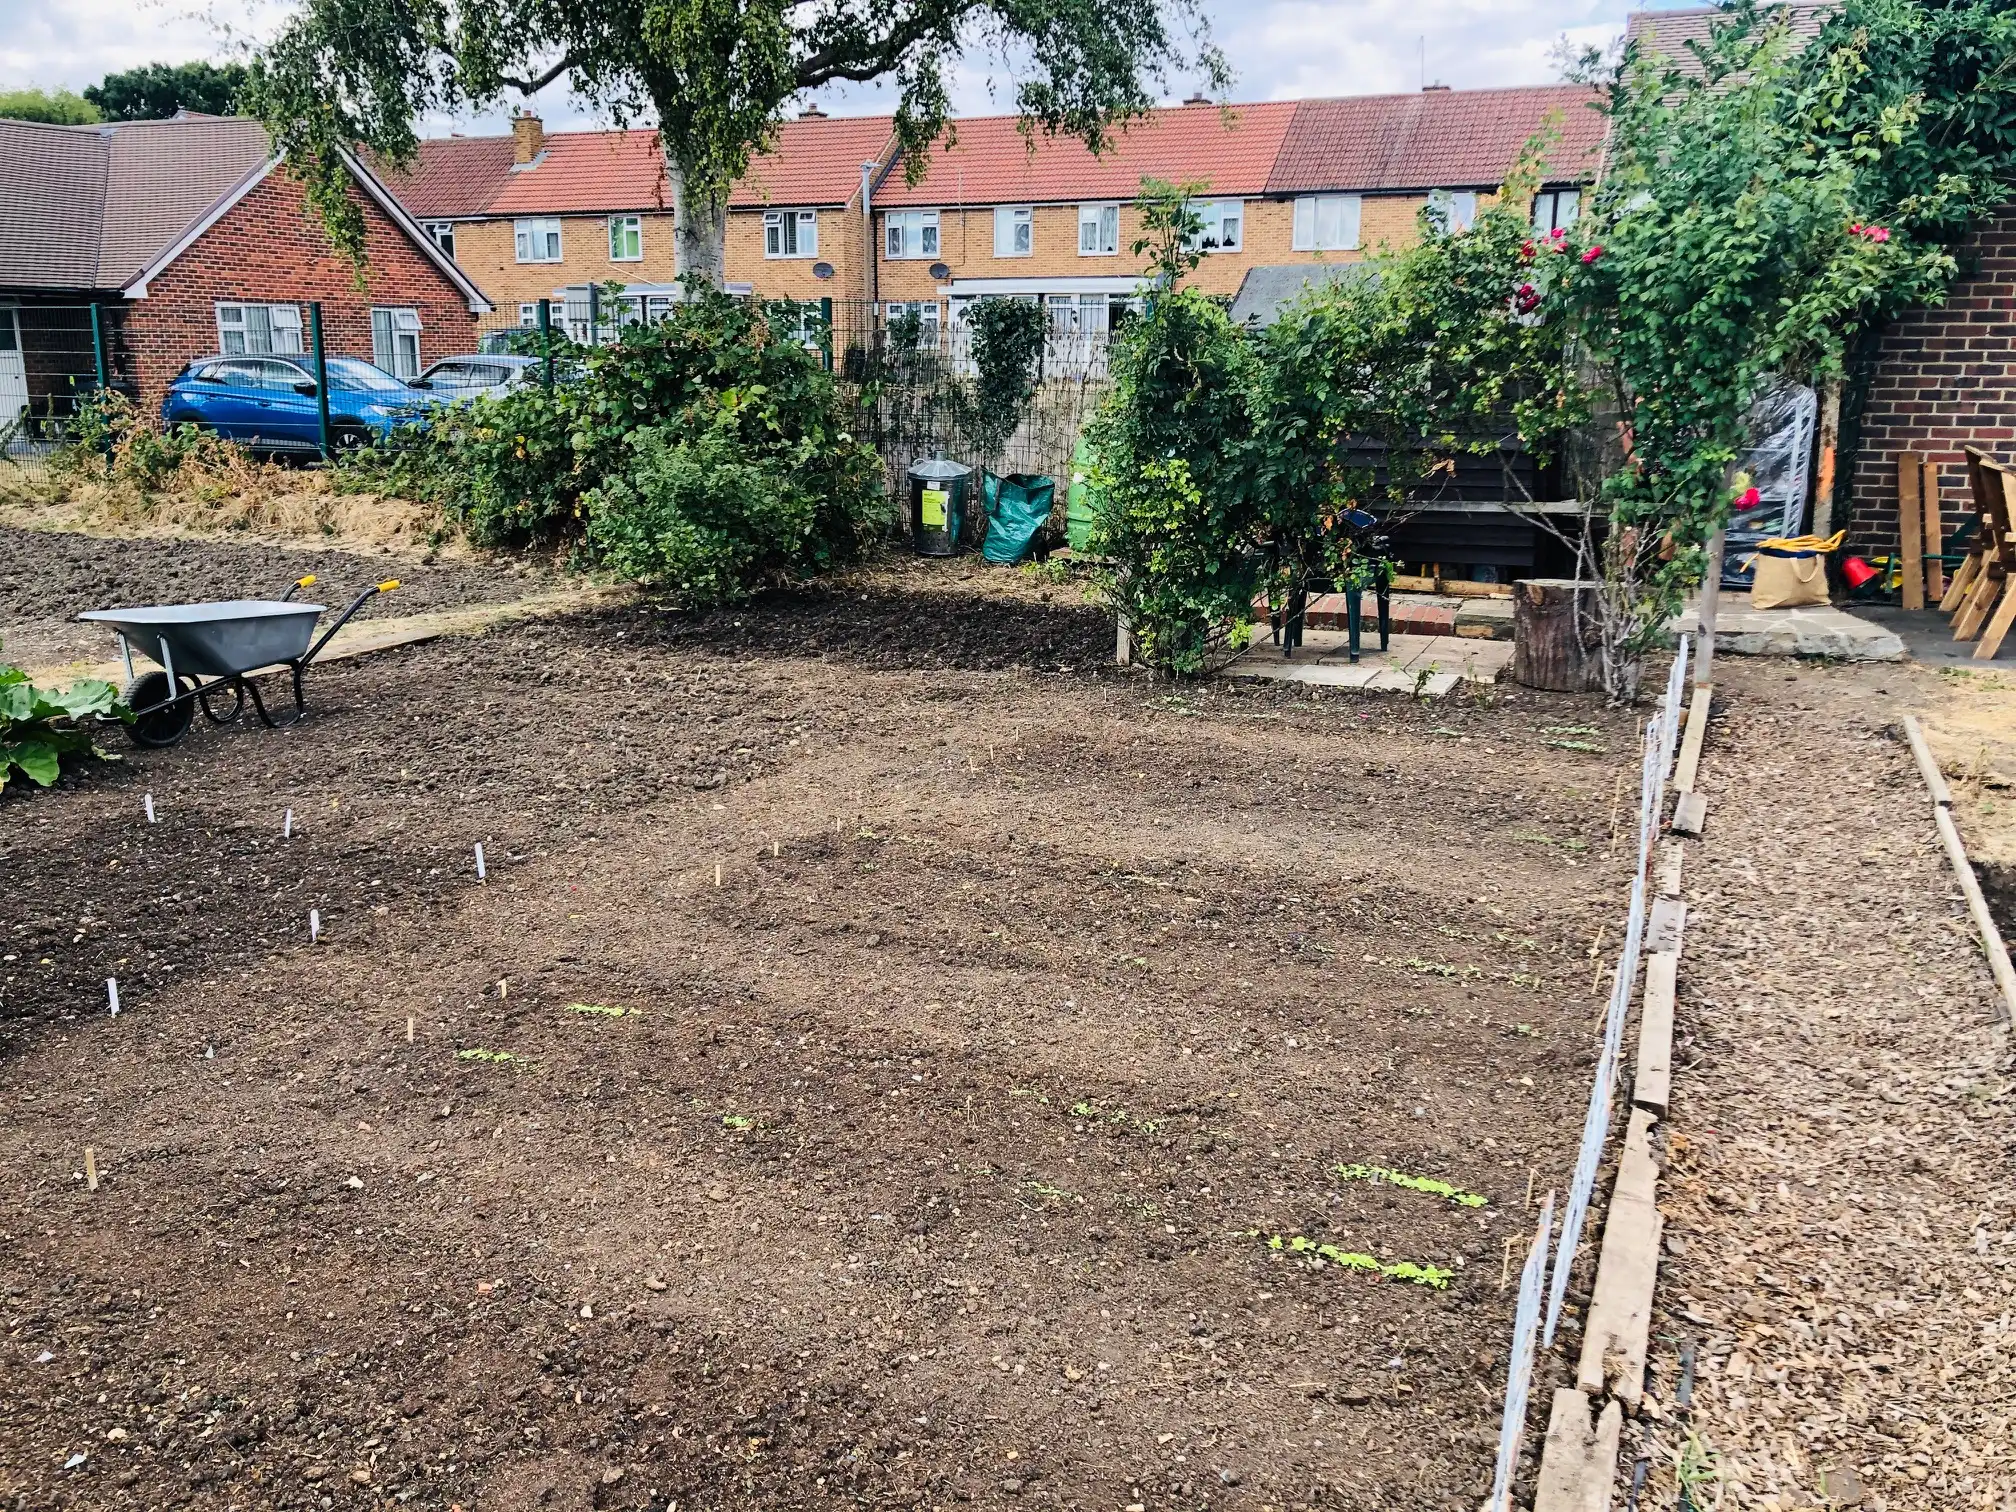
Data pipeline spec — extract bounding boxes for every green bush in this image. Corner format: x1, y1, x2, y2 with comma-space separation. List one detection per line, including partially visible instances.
1, 639, 129, 791
345, 290, 888, 598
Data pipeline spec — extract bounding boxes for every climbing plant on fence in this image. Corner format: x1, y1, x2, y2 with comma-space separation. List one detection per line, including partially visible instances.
1089, 165, 1585, 675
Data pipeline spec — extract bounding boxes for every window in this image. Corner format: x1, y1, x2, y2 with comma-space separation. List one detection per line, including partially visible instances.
994, 206, 1033, 258
1427, 190, 1478, 234
514, 218, 563, 263
1078, 203, 1119, 256
884, 210, 939, 260
370, 307, 422, 379
764, 209, 818, 258
518, 302, 541, 328
607, 215, 643, 262
424, 221, 456, 258
214, 302, 303, 356
1532, 188, 1580, 233
884, 300, 941, 346
1186, 199, 1243, 253
1292, 195, 1362, 251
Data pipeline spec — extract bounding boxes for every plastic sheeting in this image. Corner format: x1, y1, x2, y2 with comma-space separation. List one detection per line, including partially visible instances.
1725, 378, 1819, 589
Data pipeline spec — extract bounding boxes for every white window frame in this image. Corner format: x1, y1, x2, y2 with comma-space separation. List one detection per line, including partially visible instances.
424, 221, 456, 258
514, 217, 564, 263
1531, 188, 1580, 233
1428, 190, 1479, 234
1078, 203, 1119, 256
518, 302, 540, 328
214, 302, 303, 356
1185, 199, 1244, 254
763, 209, 819, 259
994, 206, 1033, 258
884, 300, 942, 338
607, 215, 643, 262
1291, 194, 1362, 252
884, 209, 940, 260
370, 306, 423, 379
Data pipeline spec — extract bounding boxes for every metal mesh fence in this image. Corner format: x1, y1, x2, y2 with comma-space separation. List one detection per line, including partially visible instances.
2, 304, 111, 487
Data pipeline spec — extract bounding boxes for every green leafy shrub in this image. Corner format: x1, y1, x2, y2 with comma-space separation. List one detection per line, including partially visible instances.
962, 296, 1049, 458
1, 639, 129, 791
346, 290, 887, 598
56, 389, 255, 493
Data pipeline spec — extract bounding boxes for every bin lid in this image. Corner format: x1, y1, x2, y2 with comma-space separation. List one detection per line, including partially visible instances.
908, 458, 973, 482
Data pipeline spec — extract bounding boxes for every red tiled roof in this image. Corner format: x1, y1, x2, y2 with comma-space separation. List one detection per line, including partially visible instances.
873, 102, 1300, 208
1266, 86, 1607, 194
732, 115, 894, 207
375, 135, 518, 219
486, 129, 670, 215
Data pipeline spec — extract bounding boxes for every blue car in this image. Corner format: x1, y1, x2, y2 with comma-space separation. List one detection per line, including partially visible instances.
160, 353, 437, 455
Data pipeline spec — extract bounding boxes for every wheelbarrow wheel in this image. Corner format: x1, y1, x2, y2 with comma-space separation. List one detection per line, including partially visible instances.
122, 670, 196, 748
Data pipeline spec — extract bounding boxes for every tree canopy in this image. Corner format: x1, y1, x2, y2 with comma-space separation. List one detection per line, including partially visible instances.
86, 61, 250, 121
0, 88, 101, 125
251, 0, 1227, 284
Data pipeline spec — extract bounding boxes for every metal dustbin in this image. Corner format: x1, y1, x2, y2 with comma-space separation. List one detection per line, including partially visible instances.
908, 458, 972, 556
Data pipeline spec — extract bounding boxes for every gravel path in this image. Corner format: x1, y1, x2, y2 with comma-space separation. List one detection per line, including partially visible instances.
1640, 659, 2014, 1511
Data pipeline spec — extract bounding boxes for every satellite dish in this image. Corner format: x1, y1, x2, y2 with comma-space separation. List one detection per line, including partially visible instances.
812, 261, 834, 280
929, 261, 951, 281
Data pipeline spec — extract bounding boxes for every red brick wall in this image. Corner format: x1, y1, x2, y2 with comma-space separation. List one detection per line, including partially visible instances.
1849, 208, 2016, 557
125, 168, 482, 403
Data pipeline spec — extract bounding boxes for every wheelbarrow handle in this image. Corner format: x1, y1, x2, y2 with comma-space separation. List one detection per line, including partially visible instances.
280, 573, 318, 603
303, 579, 400, 664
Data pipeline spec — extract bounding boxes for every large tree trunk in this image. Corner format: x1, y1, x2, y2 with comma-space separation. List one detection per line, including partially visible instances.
1512, 578, 1603, 692
664, 151, 728, 291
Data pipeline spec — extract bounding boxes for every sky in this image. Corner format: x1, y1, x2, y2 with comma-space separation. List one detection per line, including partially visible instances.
2, 0, 1659, 130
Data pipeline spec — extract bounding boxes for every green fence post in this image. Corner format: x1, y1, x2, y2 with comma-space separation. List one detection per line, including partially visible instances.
309, 301, 333, 461
88, 304, 109, 391
538, 299, 554, 391
820, 296, 834, 372
588, 285, 600, 349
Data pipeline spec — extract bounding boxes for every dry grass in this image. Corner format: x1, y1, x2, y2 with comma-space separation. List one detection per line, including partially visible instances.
2, 455, 446, 555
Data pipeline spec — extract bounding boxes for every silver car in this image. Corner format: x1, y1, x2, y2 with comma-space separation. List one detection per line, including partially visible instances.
413, 354, 542, 400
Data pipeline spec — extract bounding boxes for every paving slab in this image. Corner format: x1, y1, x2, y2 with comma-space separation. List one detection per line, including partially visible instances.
1678, 593, 1905, 661
1221, 625, 1509, 693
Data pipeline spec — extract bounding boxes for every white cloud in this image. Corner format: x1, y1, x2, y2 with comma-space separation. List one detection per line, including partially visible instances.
2, 0, 1648, 128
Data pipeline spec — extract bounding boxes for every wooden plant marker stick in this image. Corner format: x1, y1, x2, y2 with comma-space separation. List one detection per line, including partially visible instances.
714, 862, 723, 888
84, 1148, 98, 1192
406, 1016, 415, 1043
1924, 460, 1946, 601
1900, 454, 1926, 610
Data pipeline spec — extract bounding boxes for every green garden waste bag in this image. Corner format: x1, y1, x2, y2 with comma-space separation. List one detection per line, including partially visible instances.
981, 472, 1055, 565
1066, 438, 1099, 552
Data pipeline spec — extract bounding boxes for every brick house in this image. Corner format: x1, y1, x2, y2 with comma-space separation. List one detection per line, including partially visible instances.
1845, 212, 2016, 558
0, 112, 489, 427
382, 110, 897, 333
868, 86, 1605, 338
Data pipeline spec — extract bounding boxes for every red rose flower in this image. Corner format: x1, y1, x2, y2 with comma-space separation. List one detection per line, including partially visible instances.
1580, 245, 1603, 264
1737, 486, 1761, 508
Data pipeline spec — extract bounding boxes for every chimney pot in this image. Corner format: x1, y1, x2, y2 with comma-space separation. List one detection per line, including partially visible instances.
1422, 83, 1451, 92
1184, 90, 1211, 105
512, 112, 544, 165
799, 104, 828, 119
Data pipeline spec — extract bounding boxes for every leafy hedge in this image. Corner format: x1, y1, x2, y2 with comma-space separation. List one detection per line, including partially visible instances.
351, 291, 888, 604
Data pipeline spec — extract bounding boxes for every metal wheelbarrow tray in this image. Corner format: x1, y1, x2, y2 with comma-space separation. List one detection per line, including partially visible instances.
78, 574, 399, 747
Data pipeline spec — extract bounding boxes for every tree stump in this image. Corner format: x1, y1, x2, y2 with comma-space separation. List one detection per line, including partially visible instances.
1512, 578, 1602, 692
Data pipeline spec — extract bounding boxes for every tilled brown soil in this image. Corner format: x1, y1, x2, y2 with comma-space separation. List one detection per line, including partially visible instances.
1, 561, 1635, 1512
0, 523, 553, 671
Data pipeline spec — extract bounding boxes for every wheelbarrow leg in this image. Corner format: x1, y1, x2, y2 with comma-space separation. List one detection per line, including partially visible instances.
1377, 582, 1392, 651
1345, 587, 1362, 663
245, 664, 308, 729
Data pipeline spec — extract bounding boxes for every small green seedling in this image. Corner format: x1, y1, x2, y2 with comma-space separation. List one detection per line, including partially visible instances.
456, 1048, 532, 1068
1265, 1234, 1455, 1290
1511, 1022, 1542, 1037
1069, 1099, 1161, 1135
1023, 1181, 1076, 1202
720, 1114, 754, 1131
564, 1002, 638, 1017
1541, 724, 1600, 736
1336, 1163, 1488, 1209
1543, 738, 1606, 753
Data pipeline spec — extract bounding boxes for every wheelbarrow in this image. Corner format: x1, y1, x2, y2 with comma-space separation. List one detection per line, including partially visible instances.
78, 574, 399, 747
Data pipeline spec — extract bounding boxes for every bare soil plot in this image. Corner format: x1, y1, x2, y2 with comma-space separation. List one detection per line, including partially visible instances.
1, 556, 1636, 1512
0, 522, 555, 674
